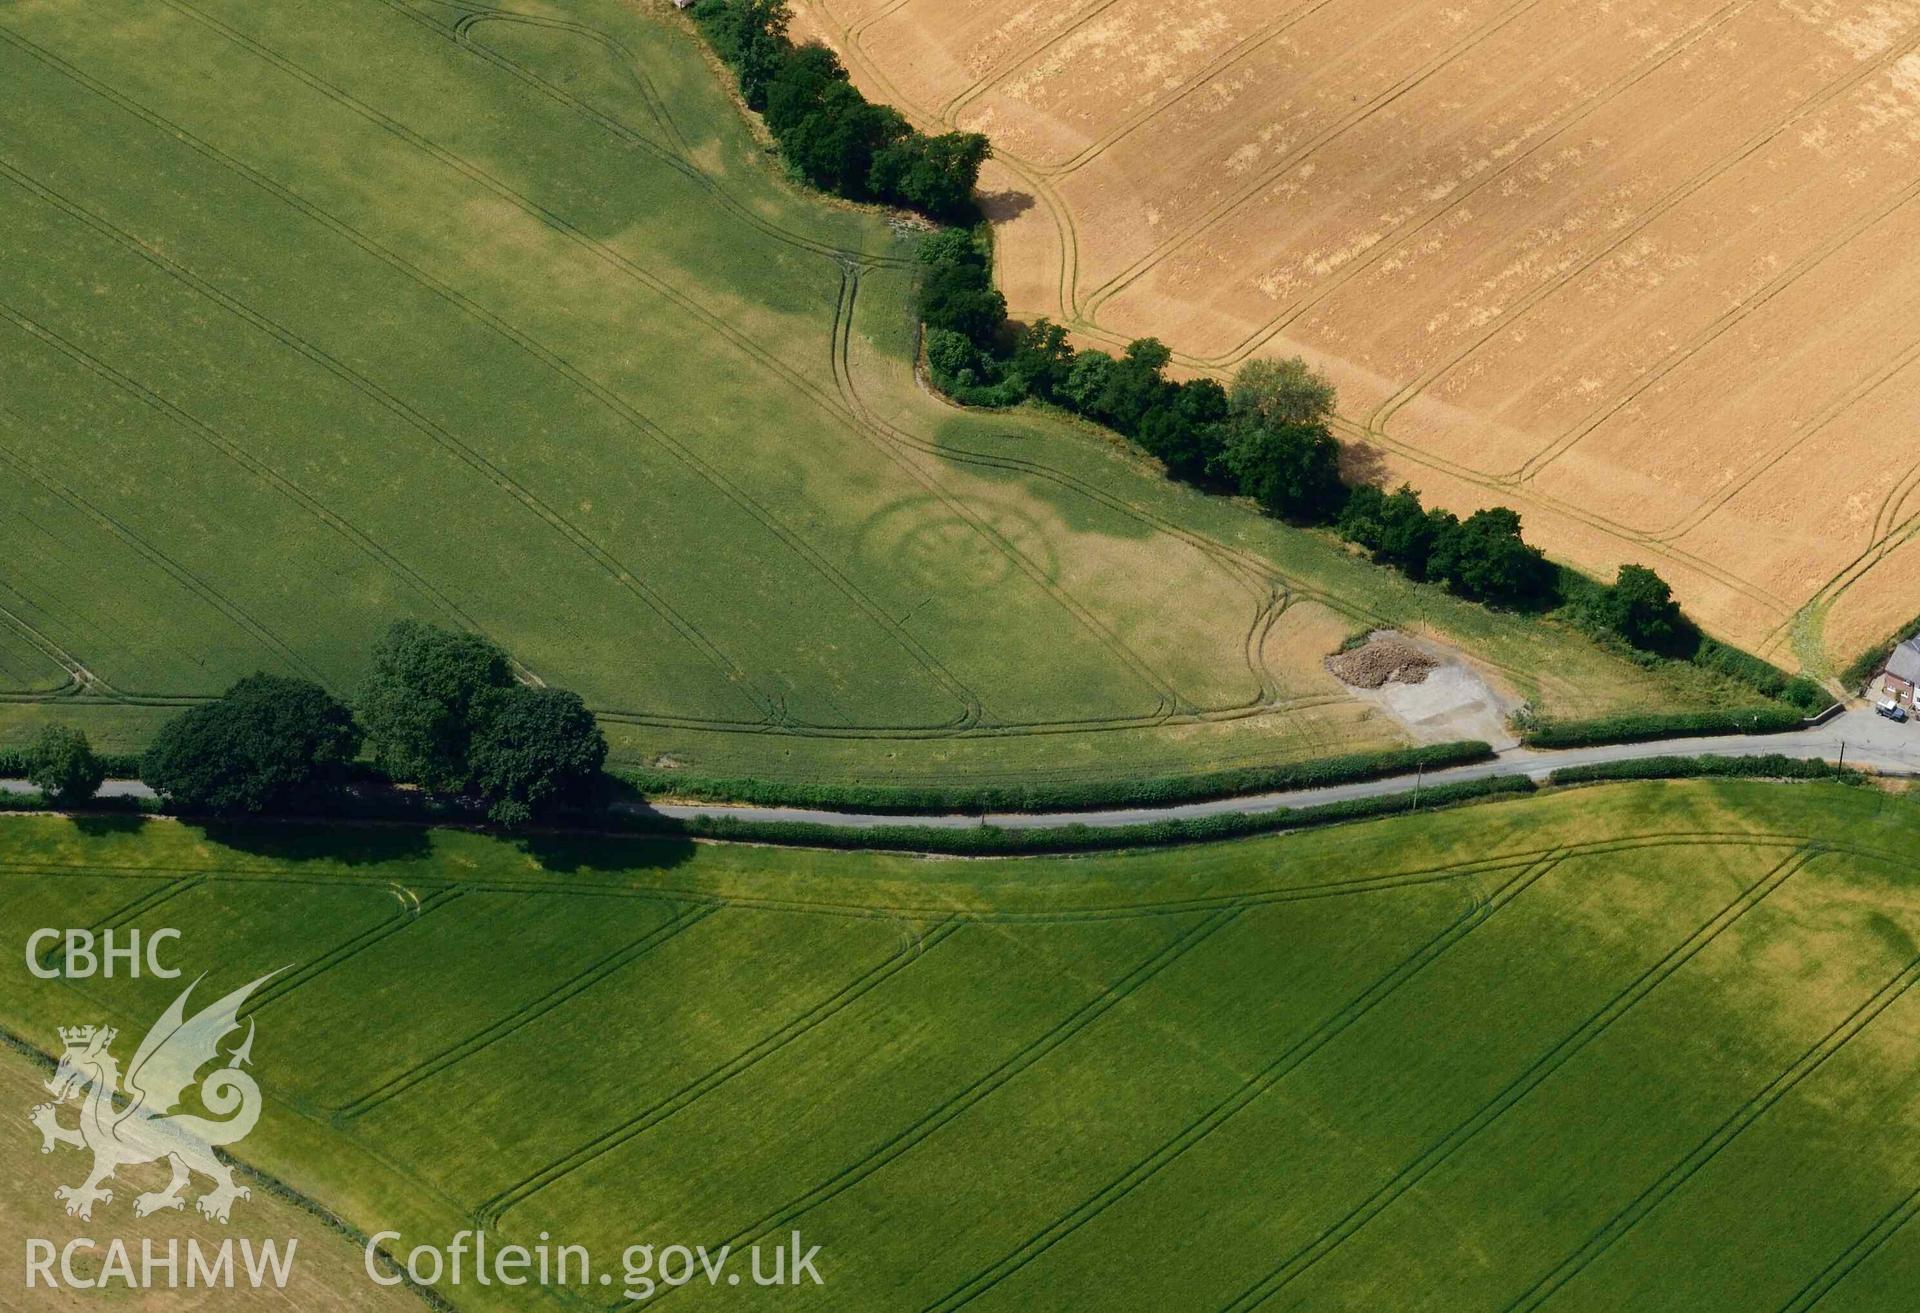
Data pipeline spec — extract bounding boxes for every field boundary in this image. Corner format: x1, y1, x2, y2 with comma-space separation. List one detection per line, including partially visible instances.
617, 740, 1492, 814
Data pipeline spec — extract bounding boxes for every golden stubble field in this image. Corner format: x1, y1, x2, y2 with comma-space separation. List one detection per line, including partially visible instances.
790, 0, 1920, 671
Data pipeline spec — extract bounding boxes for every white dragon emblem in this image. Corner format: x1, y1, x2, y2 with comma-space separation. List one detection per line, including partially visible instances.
28, 972, 277, 1224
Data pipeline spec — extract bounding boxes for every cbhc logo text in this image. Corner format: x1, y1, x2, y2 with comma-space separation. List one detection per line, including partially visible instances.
26, 929, 182, 979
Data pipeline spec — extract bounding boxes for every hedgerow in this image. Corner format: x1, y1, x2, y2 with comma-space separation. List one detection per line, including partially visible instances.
610, 775, 1538, 855
1840, 610, 1920, 687
0, 748, 143, 778
1520, 706, 1806, 748
617, 740, 1493, 814
689, 0, 989, 221
1549, 754, 1864, 786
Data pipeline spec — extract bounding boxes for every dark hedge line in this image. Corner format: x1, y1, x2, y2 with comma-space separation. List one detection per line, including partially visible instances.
1840, 611, 1920, 687
617, 740, 1493, 814
690, 0, 989, 221
1549, 754, 1863, 786
1521, 705, 1806, 748
0, 749, 142, 779
612, 774, 1537, 855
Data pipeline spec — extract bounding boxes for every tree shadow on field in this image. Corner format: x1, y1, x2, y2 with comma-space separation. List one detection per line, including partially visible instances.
194, 819, 434, 867
69, 811, 149, 839
512, 827, 697, 875
979, 189, 1036, 222
1339, 438, 1392, 490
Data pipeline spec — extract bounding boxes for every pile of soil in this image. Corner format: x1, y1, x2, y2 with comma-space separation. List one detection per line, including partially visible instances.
1326, 635, 1438, 689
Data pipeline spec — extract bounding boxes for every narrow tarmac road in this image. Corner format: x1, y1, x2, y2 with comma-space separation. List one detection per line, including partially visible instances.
8, 708, 1909, 832
627, 707, 1918, 830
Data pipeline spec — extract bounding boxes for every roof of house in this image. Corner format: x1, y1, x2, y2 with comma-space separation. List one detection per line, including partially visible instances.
1887, 638, 1920, 684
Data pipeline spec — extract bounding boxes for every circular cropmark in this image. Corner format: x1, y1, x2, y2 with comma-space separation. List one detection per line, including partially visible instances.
855, 495, 1060, 594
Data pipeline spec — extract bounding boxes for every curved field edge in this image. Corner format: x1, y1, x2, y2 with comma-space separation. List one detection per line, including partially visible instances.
3, 779, 1920, 1311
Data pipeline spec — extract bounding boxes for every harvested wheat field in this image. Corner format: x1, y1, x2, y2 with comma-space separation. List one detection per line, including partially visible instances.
792, 0, 1920, 672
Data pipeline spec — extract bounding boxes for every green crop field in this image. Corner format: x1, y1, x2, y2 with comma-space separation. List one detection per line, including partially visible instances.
0, 0, 1766, 791
4, 780, 1917, 1310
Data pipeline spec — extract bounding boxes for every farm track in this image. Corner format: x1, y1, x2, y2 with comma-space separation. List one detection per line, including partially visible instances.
1498, 946, 1920, 1313
2, 29, 798, 724
1652, 322, 1920, 545
0, 294, 523, 706
932, 0, 1124, 123
479, 916, 966, 1230
429, 3, 914, 270
0, 21, 959, 733
9, 797, 1916, 1311
0, 596, 93, 701
923, 852, 1561, 1312
828, 268, 1184, 719
426, 0, 1315, 728
983, 0, 1344, 178
0, 412, 331, 692
1215, 847, 1815, 1311
73, 874, 204, 951
640, 905, 1244, 1310
1763, 490, 1920, 668
1510, 177, 1920, 488
1774, 1183, 1920, 1313
249, 887, 464, 1015
332, 901, 718, 1120
153, 0, 990, 729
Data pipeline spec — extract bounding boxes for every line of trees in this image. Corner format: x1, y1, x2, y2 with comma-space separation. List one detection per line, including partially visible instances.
134, 622, 607, 825
921, 234, 1554, 606
917, 236, 1826, 708
692, 0, 990, 221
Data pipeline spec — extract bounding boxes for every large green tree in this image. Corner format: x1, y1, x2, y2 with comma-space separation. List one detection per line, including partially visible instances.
143, 675, 361, 813
1428, 507, 1556, 606
358, 621, 514, 791
694, 0, 792, 109
468, 686, 609, 827
1338, 483, 1444, 577
870, 130, 991, 220
27, 725, 104, 804
1604, 563, 1686, 651
1220, 419, 1346, 522
917, 231, 1006, 347
1228, 356, 1337, 429
1136, 378, 1229, 483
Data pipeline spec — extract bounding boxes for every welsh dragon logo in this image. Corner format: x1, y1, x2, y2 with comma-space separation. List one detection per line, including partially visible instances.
28, 973, 276, 1224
